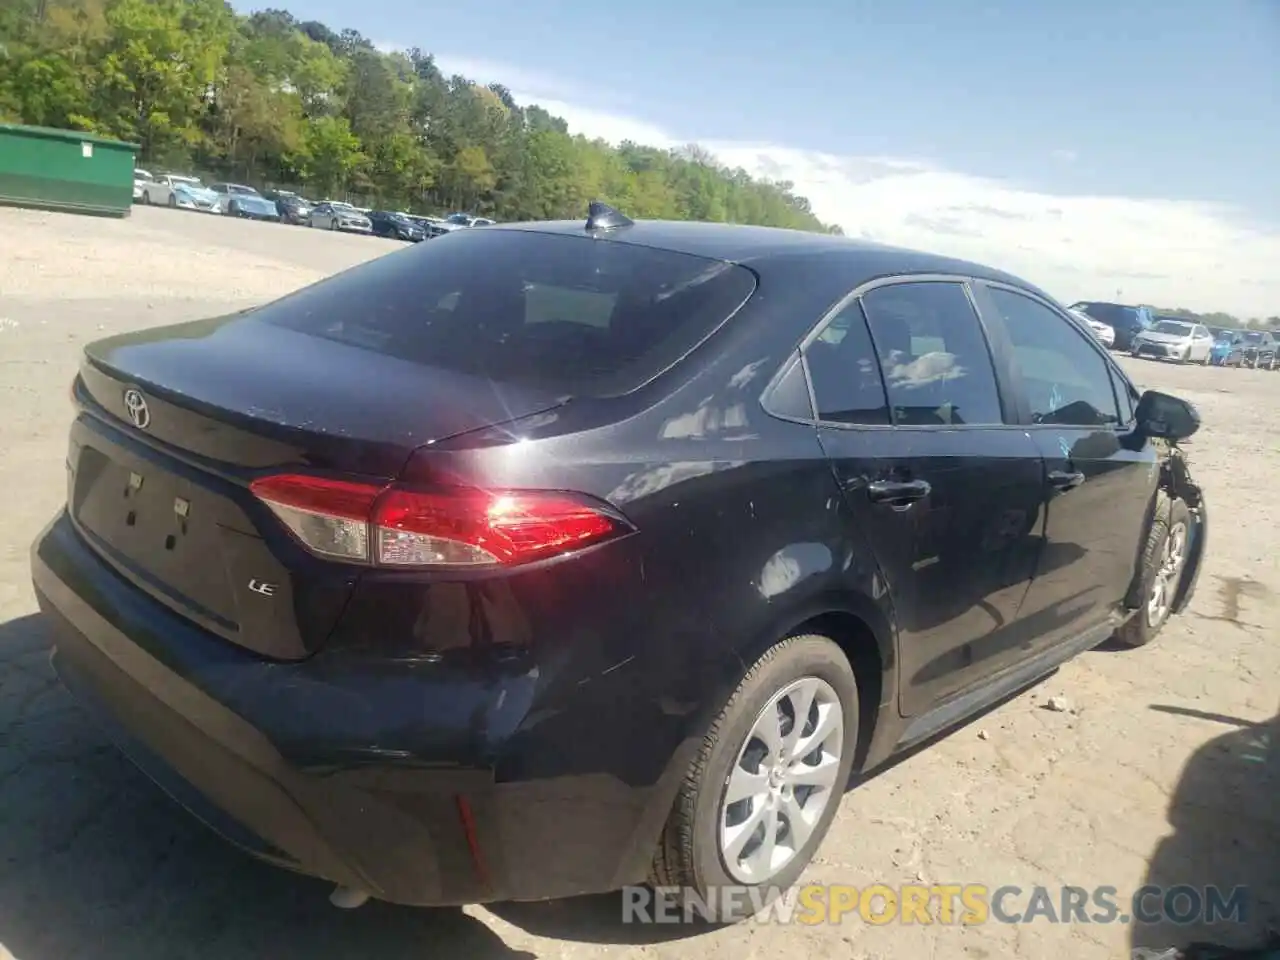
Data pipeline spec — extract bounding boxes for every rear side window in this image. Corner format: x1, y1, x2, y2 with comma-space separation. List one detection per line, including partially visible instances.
859, 282, 1004, 426
257, 229, 756, 398
805, 300, 890, 425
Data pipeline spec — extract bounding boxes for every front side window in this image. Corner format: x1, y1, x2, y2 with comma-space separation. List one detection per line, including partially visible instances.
859, 281, 1004, 427
804, 299, 890, 425
988, 287, 1120, 427
1109, 365, 1137, 423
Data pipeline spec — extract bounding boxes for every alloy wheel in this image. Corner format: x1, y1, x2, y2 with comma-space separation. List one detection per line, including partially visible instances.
1147, 519, 1188, 628
719, 676, 844, 884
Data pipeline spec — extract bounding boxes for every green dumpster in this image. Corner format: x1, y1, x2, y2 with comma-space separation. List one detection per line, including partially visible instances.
0, 123, 140, 217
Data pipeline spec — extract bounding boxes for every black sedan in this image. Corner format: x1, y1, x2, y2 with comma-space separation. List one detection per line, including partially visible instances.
31, 204, 1207, 920
264, 190, 312, 226
1236, 330, 1279, 369
369, 210, 427, 242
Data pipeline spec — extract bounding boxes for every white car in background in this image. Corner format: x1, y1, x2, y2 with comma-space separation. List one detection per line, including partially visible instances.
132, 169, 152, 202
1068, 307, 1116, 348
1130, 318, 1215, 364
140, 174, 220, 213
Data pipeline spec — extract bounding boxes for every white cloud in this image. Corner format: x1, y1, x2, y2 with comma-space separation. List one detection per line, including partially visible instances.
424, 58, 1280, 317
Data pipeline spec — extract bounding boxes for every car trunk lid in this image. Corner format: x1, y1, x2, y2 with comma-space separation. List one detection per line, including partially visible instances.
69, 312, 565, 660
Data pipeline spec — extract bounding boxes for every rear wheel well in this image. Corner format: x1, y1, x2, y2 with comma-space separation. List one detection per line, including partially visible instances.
789, 611, 883, 771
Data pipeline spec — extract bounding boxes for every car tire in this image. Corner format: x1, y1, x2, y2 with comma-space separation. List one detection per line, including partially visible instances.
167, 194, 177, 208
142, 191, 151, 205
1112, 495, 1191, 649
650, 633, 858, 922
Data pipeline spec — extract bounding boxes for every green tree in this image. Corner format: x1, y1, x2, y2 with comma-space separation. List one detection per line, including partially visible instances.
93, 0, 232, 156
297, 114, 363, 197
0, 0, 841, 235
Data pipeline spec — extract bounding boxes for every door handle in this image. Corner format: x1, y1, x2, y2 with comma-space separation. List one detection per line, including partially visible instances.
1048, 469, 1086, 492
866, 479, 932, 506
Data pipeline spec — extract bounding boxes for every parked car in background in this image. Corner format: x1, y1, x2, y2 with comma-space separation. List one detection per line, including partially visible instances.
264, 190, 312, 225
132, 169, 152, 202
442, 212, 494, 228
210, 183, 280, 221
309, 201, 373, 233
1068, 307, 1115, 348
406, 215, 452, 238
368, 210, 427, 242
1068, 301, 1155, 351
1236, 330, 1279, 369
137, 174, 216, 212
1130, 318, 1214, 364
169, 178, 221, 213
1209, 329, 1247, 367
32, 205, 1207, 920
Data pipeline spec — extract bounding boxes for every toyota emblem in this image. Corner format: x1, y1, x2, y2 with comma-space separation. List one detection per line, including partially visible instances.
123, 388, 150, 429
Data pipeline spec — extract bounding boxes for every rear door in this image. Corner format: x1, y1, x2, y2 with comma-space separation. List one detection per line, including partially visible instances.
807, 278, 1047, 717
971, 282, 1158, 652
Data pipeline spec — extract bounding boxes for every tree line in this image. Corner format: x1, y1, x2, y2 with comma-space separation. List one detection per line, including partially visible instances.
0, 0, 838, 231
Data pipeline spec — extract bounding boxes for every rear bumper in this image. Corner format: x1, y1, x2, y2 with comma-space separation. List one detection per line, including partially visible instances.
31, 510, 684, 905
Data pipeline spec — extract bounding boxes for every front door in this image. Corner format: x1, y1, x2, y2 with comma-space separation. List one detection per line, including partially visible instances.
805, 279, 1046, 717
974, 283, 1159, 652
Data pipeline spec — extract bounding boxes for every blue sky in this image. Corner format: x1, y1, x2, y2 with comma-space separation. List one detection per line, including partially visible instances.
249, 0, 1280, 316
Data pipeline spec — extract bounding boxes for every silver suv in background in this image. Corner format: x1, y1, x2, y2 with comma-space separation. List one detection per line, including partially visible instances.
309, 201, 373, 233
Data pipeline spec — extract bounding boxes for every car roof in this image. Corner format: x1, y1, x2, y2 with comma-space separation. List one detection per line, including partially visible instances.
489, 219, 1048, 294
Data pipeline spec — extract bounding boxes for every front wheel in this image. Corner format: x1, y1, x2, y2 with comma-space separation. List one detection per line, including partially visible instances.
1113, 496, 1191, 648
651, 634, 858, 921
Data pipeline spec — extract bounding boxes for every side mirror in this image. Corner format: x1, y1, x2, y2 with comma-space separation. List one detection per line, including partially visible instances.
1135, 390, 1200, 441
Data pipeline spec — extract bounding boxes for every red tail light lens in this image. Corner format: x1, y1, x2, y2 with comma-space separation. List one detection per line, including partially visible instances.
249, 474, 631, 568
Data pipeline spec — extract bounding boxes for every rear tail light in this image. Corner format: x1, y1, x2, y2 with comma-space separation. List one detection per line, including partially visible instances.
249, 474, 631, 568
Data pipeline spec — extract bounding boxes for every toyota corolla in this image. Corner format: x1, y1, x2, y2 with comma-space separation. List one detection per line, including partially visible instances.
31, 204, 1207, 919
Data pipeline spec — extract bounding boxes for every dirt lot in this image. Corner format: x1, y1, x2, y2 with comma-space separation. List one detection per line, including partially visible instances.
1, 205, 1277, 960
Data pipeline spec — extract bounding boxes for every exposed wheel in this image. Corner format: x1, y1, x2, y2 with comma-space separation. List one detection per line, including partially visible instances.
1113, 495, 1191, 648
651, 634, 858, 921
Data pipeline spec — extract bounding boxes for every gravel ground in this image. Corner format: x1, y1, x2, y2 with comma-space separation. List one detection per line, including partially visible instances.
1, 205, 1277, 960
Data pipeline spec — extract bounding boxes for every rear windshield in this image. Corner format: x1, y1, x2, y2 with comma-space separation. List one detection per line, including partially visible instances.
256, 227, 757, 397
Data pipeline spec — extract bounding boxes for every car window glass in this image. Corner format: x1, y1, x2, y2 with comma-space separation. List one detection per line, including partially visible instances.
987, 288, 1121, 427
1109, 365, 1136, 422
859, 282, 1003, 426
804, 299, 890, 425
765, 356, 814, 421
257, 229, 757, 398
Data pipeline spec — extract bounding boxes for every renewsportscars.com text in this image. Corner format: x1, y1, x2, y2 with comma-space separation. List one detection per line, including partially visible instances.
622, 883, 1250, 926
